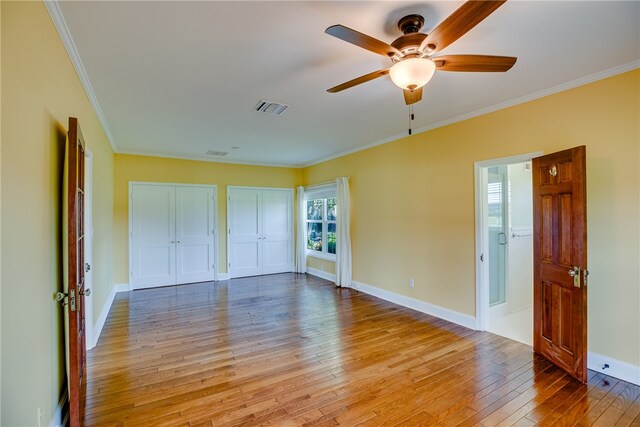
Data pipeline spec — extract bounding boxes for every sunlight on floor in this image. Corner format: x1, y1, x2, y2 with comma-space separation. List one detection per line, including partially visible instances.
488, 305, 533, 346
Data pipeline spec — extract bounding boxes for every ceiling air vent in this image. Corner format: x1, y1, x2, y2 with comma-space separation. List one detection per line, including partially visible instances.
206, 150, 228, 157
253, 100, 289, 116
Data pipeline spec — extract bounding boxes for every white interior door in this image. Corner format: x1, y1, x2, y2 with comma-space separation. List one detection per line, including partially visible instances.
131, 184, 176, 289
176, 186, 216, 284
229, 189, 262, 278
262, 189, 292, 274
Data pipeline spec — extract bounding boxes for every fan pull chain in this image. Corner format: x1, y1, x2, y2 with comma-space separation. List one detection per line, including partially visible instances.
408, 104, 415, 135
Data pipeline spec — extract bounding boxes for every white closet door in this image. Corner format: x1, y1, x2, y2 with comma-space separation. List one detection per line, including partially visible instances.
229, 189, 262, 278
131, 185, 176, 289
262, 190, 292, 274
176, 186, 215, 284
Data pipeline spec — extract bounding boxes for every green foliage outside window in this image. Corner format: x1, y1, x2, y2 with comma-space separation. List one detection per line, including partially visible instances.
306, 197, 337, 256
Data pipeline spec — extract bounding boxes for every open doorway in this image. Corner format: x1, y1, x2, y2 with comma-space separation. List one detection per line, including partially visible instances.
475, 152, 542, 345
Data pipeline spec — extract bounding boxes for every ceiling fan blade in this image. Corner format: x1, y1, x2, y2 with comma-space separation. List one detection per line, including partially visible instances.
327, 69, 390, 93
433, 55, 517, 72
403, 87, 423, 105
420, 0, 507, 54
326, 25, 402, 58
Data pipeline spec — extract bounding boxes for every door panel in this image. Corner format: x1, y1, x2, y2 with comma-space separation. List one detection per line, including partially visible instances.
176, 186, 215, 284
67, 117, 86, 427
262, 190, 292, 274
533, 146, 587, 383
131, 185, 176, 288
229, 189, 262, 278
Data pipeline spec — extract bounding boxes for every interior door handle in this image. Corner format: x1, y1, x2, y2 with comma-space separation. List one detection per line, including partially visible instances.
569, 266, 581, 287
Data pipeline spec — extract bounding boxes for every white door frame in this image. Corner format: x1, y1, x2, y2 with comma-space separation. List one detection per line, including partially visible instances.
128, 182, 219, 289
226, 186, 294, 278
84, 149, 95, 349
474, 151, 542, 331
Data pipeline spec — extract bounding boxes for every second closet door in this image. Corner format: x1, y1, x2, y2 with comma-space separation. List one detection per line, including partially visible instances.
228, 189, 263, 278
228, 187, 292, 278
262, 190, 292, 274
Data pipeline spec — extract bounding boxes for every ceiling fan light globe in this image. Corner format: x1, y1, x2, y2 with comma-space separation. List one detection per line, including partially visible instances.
389, 58, 436, 91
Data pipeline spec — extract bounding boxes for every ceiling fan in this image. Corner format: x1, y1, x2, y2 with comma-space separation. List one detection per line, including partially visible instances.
325, 0, 517, 106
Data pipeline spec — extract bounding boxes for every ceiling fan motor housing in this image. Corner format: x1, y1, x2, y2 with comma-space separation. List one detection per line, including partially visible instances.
391, 33, 427, 58
398, 14, 425, 34
390, 14, 428, 58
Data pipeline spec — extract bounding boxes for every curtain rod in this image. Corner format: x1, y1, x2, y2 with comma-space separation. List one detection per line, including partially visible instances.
304, 180, 336, 189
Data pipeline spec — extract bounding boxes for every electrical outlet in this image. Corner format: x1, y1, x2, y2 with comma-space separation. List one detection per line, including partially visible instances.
409, 278, 414, 288
37, 407, 44, 427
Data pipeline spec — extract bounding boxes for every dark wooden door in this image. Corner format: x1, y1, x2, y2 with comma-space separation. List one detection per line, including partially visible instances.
532, 146, 588, 383
67, 117, 87, 426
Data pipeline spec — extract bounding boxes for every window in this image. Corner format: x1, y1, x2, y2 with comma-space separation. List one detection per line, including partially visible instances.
306, 196, 337, 259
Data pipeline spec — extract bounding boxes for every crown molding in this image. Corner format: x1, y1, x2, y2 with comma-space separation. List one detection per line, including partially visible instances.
302, 60, 640, 168
44, 0, 118, 152
42, 1, 638, 169
115, 149, 303, 169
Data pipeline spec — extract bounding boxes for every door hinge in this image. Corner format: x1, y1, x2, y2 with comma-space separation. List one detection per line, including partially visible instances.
130, 270, 133, 277
480, 253, 484, 262
228, 262, 231, 268
228, 229, 231, 235
583, 269, 589, 286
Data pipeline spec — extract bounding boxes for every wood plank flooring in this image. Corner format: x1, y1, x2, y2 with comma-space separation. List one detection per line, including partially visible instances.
84, 273, 640, 426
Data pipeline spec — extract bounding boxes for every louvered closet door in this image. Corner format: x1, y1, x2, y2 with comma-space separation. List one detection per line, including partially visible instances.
262, 189, 292, 274
176, 186, 216, 284
229, 189, 263, 278
131, 185, 177, 288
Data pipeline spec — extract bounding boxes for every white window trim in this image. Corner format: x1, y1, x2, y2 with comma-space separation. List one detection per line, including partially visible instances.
304, 186, 337, 261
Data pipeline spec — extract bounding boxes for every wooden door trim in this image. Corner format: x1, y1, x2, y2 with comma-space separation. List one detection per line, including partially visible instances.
473, 151, 543, 330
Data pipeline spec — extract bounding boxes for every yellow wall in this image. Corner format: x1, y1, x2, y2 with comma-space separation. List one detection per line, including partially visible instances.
1, 2, 114, 425
113, 154, 301, 283
307, 255, 336, 275
303, 70, 640, 367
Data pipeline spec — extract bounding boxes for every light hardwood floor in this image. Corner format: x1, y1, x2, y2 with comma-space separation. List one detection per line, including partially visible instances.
84, 273, 640, 426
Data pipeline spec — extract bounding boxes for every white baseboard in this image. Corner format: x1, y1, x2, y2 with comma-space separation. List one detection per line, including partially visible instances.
216, 273, 230, 281
588, 351, 640, 385
89, 283, 129, 349
306, 275, 639, 386
49, 387, 68, 427
113, 283, 130, 292
307, 267, 336, 282
353, 280, 477, 330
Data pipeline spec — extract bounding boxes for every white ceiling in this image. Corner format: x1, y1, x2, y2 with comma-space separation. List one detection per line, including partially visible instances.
57, 1, 640, 167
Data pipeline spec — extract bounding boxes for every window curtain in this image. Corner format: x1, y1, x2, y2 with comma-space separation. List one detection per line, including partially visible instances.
335, 177, 352, 287
295, 186, 307, 273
